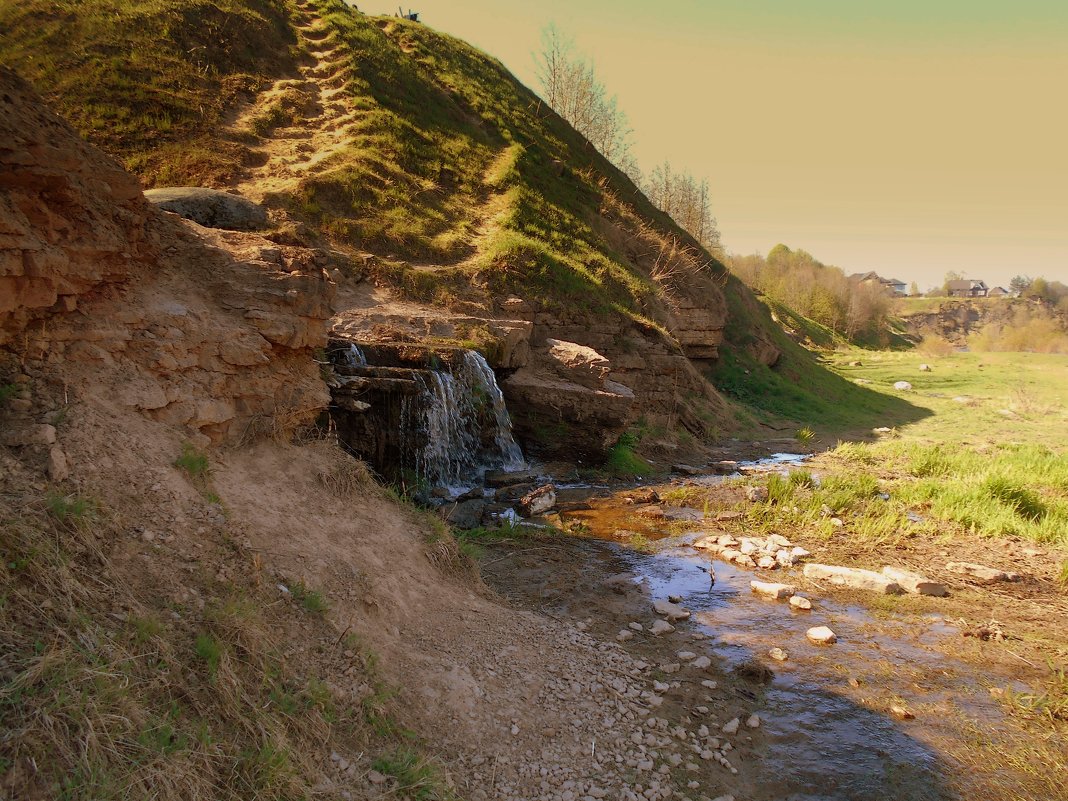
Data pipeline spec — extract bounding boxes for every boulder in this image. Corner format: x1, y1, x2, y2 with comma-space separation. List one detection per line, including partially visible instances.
750, 581, 795, 600
649, 619, 675, 636
518, 484, 556, 516
894, 381, 913, 391
652, 599, 691, 621
881, 566, 947, 596
803, 563, 904, 594
484, 468, 539, 488
144, 187, 268, 230
545, 338, 611, 389
440, 499, 485, 530
806, 626, 837, 645
672, 463, 704, 476
945, 562, 1020, 584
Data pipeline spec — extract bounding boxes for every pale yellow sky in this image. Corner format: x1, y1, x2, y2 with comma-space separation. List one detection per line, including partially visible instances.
365, 1, 1068, 289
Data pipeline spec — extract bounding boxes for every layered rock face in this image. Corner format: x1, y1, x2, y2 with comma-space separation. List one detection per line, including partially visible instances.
0, 67, 334, 444
0, 66, 154, 345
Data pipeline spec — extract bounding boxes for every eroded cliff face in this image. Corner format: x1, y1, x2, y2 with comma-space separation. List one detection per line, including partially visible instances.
0, 66, 334, 447
901, 298, 1068, 346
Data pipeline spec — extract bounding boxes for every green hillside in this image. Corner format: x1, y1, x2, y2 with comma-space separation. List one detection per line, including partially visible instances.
0, 0, 914, 433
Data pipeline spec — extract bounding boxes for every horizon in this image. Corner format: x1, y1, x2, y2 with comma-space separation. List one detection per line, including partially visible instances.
359, 0, 1068, 290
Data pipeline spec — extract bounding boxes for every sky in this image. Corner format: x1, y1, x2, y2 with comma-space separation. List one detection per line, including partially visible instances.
360, 1, 1068, 290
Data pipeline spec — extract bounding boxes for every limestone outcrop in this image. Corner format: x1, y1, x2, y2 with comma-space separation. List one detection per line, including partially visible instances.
0, 67, 334, 444
0, 66, 154, 346
144, 186, 269, 231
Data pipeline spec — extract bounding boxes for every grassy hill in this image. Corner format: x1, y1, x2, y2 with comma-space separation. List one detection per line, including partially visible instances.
0, 0, 915, 435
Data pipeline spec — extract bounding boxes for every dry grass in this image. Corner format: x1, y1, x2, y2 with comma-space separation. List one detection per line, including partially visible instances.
0, 455, 451, 800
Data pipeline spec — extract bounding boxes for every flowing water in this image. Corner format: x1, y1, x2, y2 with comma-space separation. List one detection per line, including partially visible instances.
339, 345, 524, 489
552, 460, 1021, 801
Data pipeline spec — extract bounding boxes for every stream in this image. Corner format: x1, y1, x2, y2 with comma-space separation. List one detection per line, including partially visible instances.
520, 455, 1021, 800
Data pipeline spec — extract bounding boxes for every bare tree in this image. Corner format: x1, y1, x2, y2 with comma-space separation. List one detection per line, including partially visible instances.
643, 161, 721, 254
536, 25, 636, 176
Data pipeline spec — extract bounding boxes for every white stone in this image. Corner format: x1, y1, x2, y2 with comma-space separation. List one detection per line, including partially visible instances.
653, 599, 691, 621
721, 718, 740, 735
677, 651, 697, 661
791, 546, 812, 560
691, 656, 711, 670
750, 580, 795, 600
629, 621, 644, 631
803, 563, 904, 594
757, 555, 777, 569
894, 381, 913, 391
701, 680, 718, 689
618, 630, 635, 642
807, 626, 837, 645
746, 713, 761, 728
881, 566, 947, 596
649, 619, 675, 636
788, 595, 812, 610
768, 647, 788, 661
945, 561, 1020, 584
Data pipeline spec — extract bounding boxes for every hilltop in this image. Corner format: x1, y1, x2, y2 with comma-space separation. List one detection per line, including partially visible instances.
0, 0, 912, 451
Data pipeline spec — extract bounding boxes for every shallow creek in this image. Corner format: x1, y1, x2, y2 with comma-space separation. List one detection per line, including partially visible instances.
540, 457, 1023, 800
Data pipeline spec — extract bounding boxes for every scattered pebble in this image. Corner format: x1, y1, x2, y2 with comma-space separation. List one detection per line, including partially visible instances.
789, 594, 812, 611
746, 713, 761, 728
768, 647, 788, 661
722, 717, 740, 735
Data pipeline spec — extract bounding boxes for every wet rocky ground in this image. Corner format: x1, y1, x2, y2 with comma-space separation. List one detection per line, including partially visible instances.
474, 458, 1068, 801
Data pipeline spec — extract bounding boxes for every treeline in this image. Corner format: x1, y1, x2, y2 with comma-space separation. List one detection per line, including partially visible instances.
728, 245, 893, 343
536, 26, 721, 254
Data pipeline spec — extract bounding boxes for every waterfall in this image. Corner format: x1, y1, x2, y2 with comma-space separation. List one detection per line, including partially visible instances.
332, 341, 525, 489
460, 351, 525, 471
342, 344, 368, 367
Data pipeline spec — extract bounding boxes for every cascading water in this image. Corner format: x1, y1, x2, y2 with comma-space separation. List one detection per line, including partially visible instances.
329, 341, 525, 489
401, 351, 525, 489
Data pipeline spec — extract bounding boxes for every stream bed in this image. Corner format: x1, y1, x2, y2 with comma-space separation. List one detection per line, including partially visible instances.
484, 456, 1033, 800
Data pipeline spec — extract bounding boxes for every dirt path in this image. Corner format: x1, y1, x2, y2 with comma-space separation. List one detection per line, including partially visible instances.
229, 0, 356, 203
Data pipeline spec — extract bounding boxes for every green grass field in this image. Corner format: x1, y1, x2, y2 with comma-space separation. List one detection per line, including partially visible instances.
788, 351, 1068, 546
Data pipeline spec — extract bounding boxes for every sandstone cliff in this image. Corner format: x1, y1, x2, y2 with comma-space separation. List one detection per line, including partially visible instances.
0, 66, 334, 448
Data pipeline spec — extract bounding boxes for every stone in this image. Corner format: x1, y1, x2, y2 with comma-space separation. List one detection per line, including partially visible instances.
649, 619, 675, 636
746, 713, 761, 728
745, 485, 769, 503
750, 581, 795, 600
721, 718, 740, 735
715, 510, 742, 521
775, 549, 795, 568
518, 484, 557, 516
668, 593, 682, 603
144, 186, 268, 230
767, 533, 792, 548
47, 446, 69, 481
919, 364, 932, 372
677, 651, 697, 661
891, 705, 915, 720
672, 463, 704, 476
617, 630, 635, 642
739, 538, 761, 556
788, 595, 812, 611
768, 647, 788, 661
757, 555, 777, 569
806, 626, 837, 645
881, 566, 947, 596
628, 621, 644, 631
545, 338, 611, 389
440, 499, 485, 530
653, 599, 691, 621
484, 468, 539, 488
945, 562, 1020, 584
803, 563, 904, 594
791, 546, 812, 560
626, 488, 661, 504
367, 770, 388, 784
894, 381, 913, 391
692, 656, 711, 669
